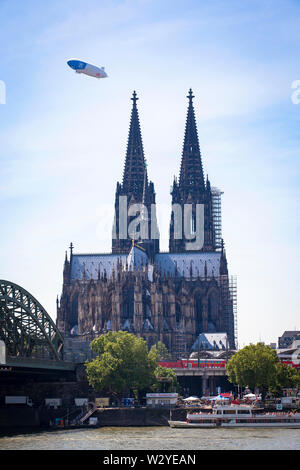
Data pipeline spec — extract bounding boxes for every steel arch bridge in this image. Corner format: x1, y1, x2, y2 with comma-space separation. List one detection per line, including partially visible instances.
0, 280, 64, 361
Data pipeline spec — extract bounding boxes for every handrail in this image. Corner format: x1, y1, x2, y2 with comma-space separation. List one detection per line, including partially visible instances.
78, 403, 97, 424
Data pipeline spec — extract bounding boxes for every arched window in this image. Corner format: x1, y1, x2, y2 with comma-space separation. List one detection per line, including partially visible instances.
176, 303, 181, 325
70, 292, 79, 329
207, 291, 218, 332
142, 289, 152, 320
163, 302, 169, 317
122, 285, 134, 319
103, 292, 112, 328
194, 293, 202, 334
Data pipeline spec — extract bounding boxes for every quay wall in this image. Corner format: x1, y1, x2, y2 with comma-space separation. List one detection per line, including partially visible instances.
95, 407, 187, 426
0, 406, 40, 428
0, 406, 187, 429
1, 404, 300, 430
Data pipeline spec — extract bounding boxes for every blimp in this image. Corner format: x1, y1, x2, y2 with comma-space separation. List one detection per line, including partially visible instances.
67, 59, 108, 79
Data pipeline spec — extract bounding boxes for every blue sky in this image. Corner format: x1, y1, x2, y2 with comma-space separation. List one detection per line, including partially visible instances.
0, 0, 299, 347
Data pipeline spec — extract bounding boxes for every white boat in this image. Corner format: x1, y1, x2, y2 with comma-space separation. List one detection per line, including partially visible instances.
168, 404, 300, 428
169, 419, 217, 428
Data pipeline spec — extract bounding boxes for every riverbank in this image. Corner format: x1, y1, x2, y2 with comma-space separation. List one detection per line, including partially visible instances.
0, 405, 187, 430
1, 404, 299, 432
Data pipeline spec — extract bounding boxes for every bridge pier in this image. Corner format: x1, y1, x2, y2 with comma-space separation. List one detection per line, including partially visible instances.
202, 374, 208, 396
209, 376, 215, 396
174, 367, 230, 397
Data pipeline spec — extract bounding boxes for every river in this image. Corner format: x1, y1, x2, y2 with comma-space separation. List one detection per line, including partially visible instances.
0, 426, 299, 450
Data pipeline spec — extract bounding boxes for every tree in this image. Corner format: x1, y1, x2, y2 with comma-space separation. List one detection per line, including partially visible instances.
149, 341, 171, 361
226, 343, 287, 399
269, 363, 300, 397
152, 365, 179, 393
85, 331, 157, 400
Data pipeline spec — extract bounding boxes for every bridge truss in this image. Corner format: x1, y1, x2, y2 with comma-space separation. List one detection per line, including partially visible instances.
0, 280, 64, 361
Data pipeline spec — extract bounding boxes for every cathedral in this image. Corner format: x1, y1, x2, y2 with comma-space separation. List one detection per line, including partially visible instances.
56, 89, 237, 356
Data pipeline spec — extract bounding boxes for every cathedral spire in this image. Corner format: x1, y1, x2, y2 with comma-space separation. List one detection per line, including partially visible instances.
179, 89, 205, 194
169, 90, 214, 253
122, 91, 147, 196
112, 91, 159, 258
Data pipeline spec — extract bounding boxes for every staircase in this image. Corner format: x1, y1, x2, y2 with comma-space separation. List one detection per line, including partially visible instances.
72, 403, 97, 425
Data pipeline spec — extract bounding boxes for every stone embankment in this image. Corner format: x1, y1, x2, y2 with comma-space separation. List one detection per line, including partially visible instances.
0, 406, 188, 429
1, 404, 299, 430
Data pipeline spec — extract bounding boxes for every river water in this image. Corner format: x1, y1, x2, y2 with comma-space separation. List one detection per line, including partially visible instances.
0, 426, 299, 450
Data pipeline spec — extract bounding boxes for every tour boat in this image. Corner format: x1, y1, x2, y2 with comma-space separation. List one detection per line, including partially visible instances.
168, 404, 300, 428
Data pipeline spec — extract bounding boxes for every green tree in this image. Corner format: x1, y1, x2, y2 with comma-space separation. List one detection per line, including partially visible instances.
149, 341, 171, 361
269, 363, 300, 397
85, 331, 156, 400
227, 343, 283, 399
152, 365, 179, 393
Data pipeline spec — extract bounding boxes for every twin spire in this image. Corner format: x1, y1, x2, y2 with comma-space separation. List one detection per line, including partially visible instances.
179, 88, 205, 193
122, 89, 205, 199
117, 89, 208, 255
122, 90, 148, 197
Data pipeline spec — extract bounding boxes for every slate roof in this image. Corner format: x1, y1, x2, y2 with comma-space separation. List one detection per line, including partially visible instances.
70, 253, 127, 281
70, 247, 221, 281
155, 252, 221, 278
191, 333, 229, 351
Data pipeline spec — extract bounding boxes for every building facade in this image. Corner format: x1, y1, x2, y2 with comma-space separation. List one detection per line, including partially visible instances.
278, 331, 300, 350
56, 90, 237, 356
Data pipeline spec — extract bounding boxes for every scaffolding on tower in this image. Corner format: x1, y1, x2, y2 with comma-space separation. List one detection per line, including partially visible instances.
219, 274, 238, 349
211, 187, 223, 249
229, 275, 238, 349
174, 326, 187, 359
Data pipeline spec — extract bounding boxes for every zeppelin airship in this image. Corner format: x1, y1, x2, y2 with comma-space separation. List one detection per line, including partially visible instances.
67, 59, 108, 79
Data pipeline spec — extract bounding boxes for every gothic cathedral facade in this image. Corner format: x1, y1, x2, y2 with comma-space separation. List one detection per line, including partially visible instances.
56, 90, 236, 355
